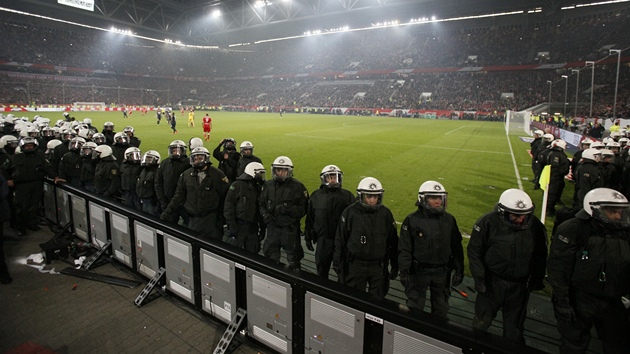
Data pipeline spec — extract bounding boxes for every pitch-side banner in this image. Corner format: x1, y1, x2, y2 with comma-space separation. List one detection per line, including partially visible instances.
58, 0, 94, 11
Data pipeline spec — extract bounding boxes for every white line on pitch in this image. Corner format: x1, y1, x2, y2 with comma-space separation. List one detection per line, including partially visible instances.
445, 125, 467, 135
506, 134, 524, 190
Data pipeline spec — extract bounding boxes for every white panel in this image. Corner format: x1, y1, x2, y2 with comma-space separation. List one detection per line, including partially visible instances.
135, 224, 155, 247
114, 250, 130, 265
311, 298, 356, 337
211, 302, 232, 323
253, 325, 288, 353
111, 213, 128, 232
91, 204, 104, 222
393, 331, 455, 354
169, 280, 192, 301
167, 238, 190, 262
252, 274, 287, 308
203, 254, 230, 282
139, 264, 156, 278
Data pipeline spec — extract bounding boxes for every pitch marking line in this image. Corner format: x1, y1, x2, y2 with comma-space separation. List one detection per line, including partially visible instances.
445, 125, 467, 135
506, 134, 524, 190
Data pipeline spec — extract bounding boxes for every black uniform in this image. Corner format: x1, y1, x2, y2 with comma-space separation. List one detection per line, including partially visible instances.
398, 204, 464, 318
548, 210, 630, 353
103, 130, 115, 146
112, 144, 128, 164
467, 209, 547, 343
572, 160, 603, 209
213, 143, 240, 183
155, 155, 191, 224
129, 136, 141, 148
546, 148, 570, 215
80, 156, 96, 192
533, 141, 551, 189
58, 150, 82, 187
530, 136, 543, 184
224, 174, 264, 252
93, 156, 121, 198
258, 177, 309, 268
50, 142, 69, 178
163, 165, 230, 240
334, 202, 399, 300
136, 165, 159, 216
120, 161, 142, 210
8, 149, 55, 234
305, 184, 355, 278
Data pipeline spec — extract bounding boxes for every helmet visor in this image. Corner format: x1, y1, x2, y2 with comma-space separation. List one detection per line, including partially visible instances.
321, 172, 342, 188
591, 202, 630, 230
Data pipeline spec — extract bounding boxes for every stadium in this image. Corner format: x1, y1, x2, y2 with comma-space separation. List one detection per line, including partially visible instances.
0, 0, 629, 353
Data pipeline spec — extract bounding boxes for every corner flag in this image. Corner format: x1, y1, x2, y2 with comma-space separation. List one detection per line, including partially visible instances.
539, 165, 551, 191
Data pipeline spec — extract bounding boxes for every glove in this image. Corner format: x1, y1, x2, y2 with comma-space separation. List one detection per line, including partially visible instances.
399, 271, 410, 288
530, 280, 545, 291
553, 296, 576, 323
304, 238, 314, 251
451, 272, 464, 287
159, 200, 168, 211
389, 266, 399, 280
159, 211, 170, 221
474, 278, 487, 294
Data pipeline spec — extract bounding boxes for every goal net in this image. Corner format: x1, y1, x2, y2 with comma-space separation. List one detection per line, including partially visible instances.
73, 102, 106, 111
505, 110, 532, 136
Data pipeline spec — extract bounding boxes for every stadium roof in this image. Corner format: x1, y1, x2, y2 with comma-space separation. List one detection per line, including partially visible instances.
0, 0, 612, 46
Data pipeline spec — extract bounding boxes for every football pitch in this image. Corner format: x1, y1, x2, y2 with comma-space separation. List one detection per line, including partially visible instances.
28, 110, 570, 244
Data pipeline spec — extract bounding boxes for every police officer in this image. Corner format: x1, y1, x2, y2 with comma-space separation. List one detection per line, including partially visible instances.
570, 138, 593, 179
123, 126, 141, 148
224, 162, 266, 252
236, 141, 263, 177
213, 138, 240, 183
136, 150, 161, 216
79, 142, 97, 192
112, 132, 130, 163
548, 188, 630, 353
305, 165, 355, 279
50, 129, 74, 177
545, 139, 570, 216
93, 145, 121, 199
258, 156, 309, 268
57, 137, 86, 187
161, 147, 230, 240
120, 147, 142, 210
333, 177, 398, 300
155, 140, 191, 224
6, 137, 57, 236
533, 133, 555, 190
530, 130, 544, 186
398, 181, 464, 318
572, 148, 603, 209
102, 122, 115, 146
467, 189, 547, 343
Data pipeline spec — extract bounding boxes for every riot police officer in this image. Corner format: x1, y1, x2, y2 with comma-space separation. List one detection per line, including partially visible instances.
136, 150, 161, 216
305, 165, 355, 279
545, 139, 570, 216
333, 177, 398, 300
213, 138, 240, 183
236, 140, 263, 177
258, 156, 309, 268
161, 147, 230, 240
155, 140, 191, 224
93, 145, 121, 198
398, 181, 464, 318
467, 189, 547, 343
548, 188, 630, 353
58, 137, 86, 187
120, 147, 142, 210
224, 162, 266, 252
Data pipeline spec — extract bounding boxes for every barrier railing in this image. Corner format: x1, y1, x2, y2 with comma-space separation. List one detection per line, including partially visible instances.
44, 180, 545, 354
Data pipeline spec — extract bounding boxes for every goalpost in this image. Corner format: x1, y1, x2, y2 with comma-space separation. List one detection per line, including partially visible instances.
73, 102, 106, 111
505, 110, 532, 136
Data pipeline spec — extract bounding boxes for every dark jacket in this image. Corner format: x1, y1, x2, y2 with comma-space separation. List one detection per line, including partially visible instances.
166, 166, 230, 217
548, 209, 630, 299
237, 155, 263, 177
398, 205, 464, 274
572, 160, 603, 209
136, 165, 158, 199
120, 161, 142, 192
258, 177, 309, 228
155, 156, 190, 205
467, 209, 547, 283
9, 150, 55, 183
334, 202, 398, 267
94, 156, 121, 197
224, 175, 262, 225
305, 185, 355, 240
213, 143, 240, 182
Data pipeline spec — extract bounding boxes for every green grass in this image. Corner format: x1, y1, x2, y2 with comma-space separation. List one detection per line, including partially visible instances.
25, 110, 572, 283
